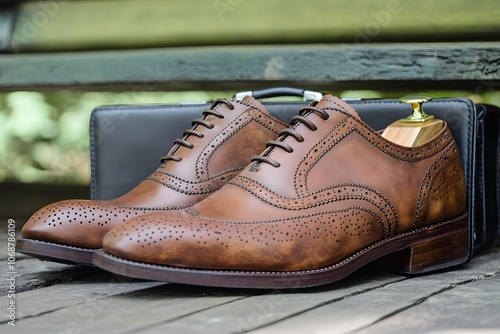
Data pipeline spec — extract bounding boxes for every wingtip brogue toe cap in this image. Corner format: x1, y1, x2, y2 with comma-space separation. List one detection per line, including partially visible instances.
102, 211, 193, 266
21, 199, 148, 249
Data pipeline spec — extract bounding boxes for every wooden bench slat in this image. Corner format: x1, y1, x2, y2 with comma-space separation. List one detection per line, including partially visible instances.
137, 272, 405, 334
0, 274, 164, 322
355, 274, 500, 333
0, 283, 255, 332
0, 42, 498, 92
1, 233, 499, 332
251, 251, 500, 334
9, 0, 500, 52
0, 258, 92, 296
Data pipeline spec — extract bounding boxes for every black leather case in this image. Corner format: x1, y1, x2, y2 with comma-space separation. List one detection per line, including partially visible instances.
89, 93, 500, 256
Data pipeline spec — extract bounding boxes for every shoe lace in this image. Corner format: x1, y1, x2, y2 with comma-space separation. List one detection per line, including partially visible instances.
251, 104, 329, 168
161, 98, 235, 163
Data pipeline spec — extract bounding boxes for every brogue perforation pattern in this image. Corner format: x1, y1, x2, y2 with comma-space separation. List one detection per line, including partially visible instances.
108, 206, 386, 252
99, 96, 468, 274
229, 176, 395, 237
295, 117, 351, 197
283, 109, 453, 236
414, 142, 465, 228
196, 108, 287, 178
293, 110, 452, 200
28, 200, 200, 231
147, 169, 242, 195
195, 115, 251, 179
343, 112, 454, 162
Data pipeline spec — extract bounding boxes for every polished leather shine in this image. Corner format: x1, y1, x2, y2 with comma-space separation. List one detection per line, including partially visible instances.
21, 97, 288, 251
101, 95, 467, 276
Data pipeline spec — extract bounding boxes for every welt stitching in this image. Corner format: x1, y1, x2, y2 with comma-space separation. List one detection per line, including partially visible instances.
148, 169, 242, 194
414, 141, 458, 228
228, 178, 395, 234
195, 206, 383, 228
89, 111, 98, 199
420, 153, 462, 228
154, 167, 243, 183
195, 116, 251, 178
294, 117, 348, 196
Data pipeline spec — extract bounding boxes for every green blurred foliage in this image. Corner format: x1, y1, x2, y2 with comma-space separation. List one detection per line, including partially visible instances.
0, 89, 499, 185
0, 91, 226, 185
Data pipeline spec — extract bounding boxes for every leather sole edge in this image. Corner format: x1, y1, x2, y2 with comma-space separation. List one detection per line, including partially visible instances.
16, 238, 95, 265
92, 212, 469, 289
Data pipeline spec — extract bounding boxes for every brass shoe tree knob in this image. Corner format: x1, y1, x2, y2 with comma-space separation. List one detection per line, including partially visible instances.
399, 95, 434, 123
381, 94, 443, 147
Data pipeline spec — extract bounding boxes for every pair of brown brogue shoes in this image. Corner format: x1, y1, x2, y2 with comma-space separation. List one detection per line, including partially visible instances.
18, 95, 469, 289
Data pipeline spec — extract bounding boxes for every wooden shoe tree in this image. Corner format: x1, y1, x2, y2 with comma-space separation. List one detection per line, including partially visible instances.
381, 95, 444, 147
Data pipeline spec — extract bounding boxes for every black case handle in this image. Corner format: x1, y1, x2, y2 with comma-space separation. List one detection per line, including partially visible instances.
234, 87, 323, 101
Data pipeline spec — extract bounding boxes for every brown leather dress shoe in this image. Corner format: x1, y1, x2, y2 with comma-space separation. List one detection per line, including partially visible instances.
18, 97, 287, 265
95, 95, 469, 288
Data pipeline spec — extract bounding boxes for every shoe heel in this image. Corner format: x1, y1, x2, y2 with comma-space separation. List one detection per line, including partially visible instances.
378, 216, 469, 274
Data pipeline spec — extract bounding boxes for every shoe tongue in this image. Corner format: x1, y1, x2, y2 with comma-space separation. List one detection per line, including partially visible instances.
240, 95, 270, 114
315, 95, 359, 118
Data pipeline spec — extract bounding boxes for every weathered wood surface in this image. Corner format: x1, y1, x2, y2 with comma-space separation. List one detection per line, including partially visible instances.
0, 5, 14, 51
356, 276, 500, 334
254, 252, 500, 334
0, 258, 92, 295
7, 0, 500, 52
0, 273, 164, 322
0, 42, 499, 92
0, 228, 499, 333
139, 272, 405, 334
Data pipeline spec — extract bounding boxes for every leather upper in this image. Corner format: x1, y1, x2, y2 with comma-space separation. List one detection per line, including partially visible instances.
22, 97, 287, 249
103, 95, 467, 271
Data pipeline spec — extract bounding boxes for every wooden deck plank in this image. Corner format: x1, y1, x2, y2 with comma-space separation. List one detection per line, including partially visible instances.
355, 275, 500, 334
0, 251, 28, 262
0, 257, 94, 296
0, 273, 164, 323
250, 250, 500, 334
0, 283, 257, 333
0, 238, 498, 333
0, 42, 499, 92
138, 272, 405, 334
10, 0, 500, 52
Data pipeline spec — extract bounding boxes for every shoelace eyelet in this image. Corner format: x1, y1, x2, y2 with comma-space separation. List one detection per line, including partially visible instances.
251, 105, 329, 168
161, 98, 234, 163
